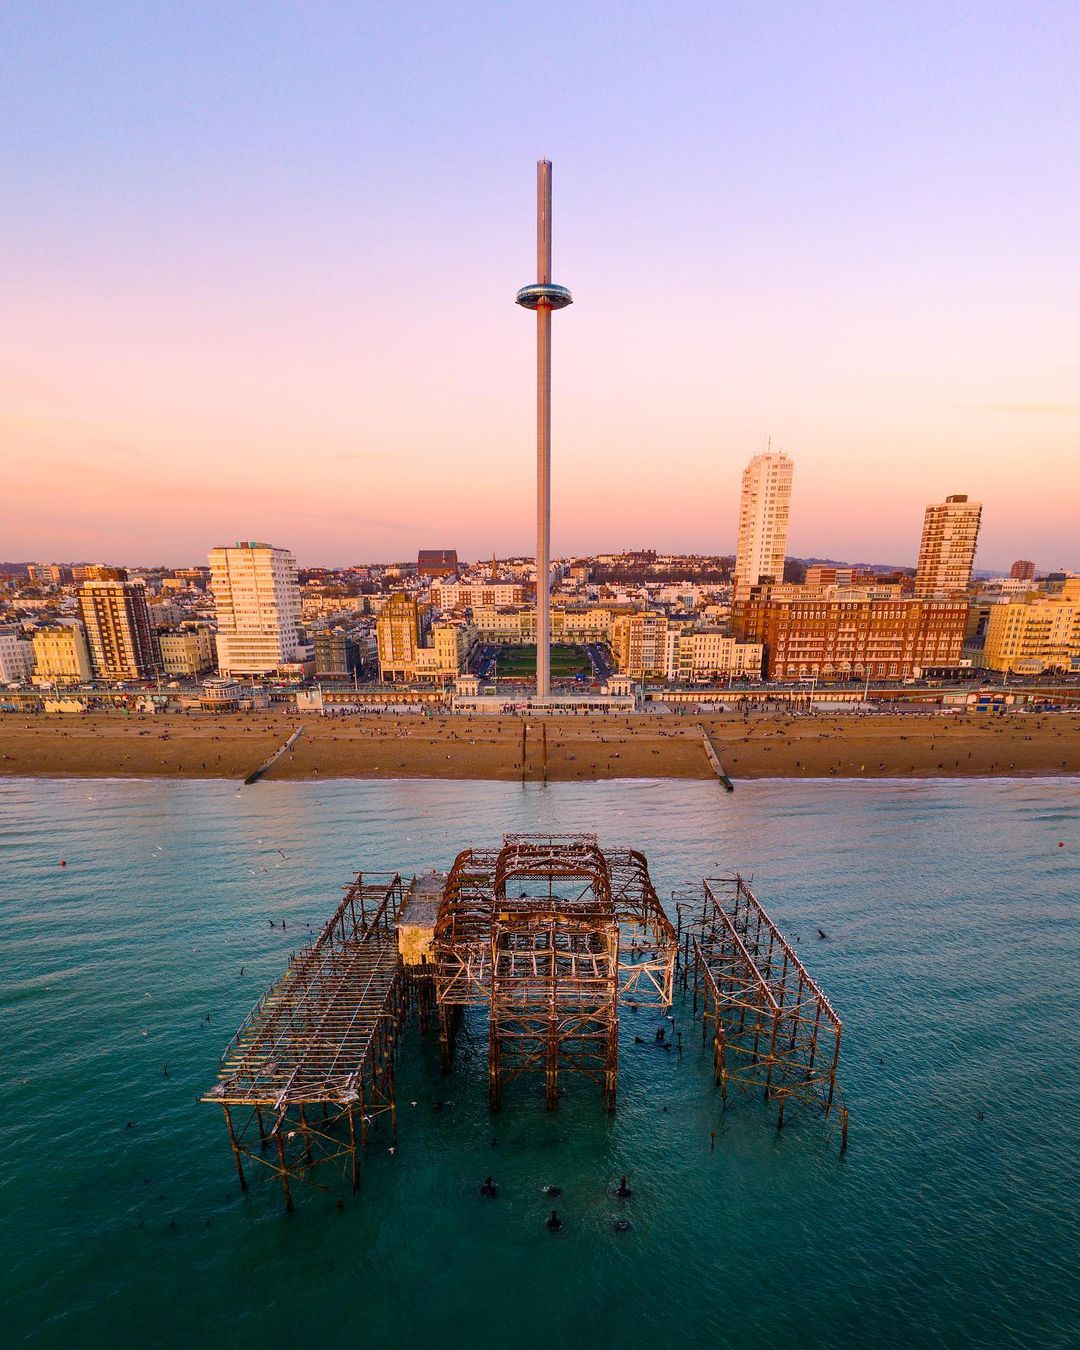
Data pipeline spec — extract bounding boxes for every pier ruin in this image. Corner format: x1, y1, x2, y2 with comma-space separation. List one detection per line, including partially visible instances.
203, 833, 846, 1210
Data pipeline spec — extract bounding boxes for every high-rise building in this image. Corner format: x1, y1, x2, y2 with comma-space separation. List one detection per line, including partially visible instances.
78, 579, 161, 680
914, 494, 982, 597
209, 543, 301, 677
1010, 559, 1036, 582
31, 620, 93, 685
733, 451, 794, 594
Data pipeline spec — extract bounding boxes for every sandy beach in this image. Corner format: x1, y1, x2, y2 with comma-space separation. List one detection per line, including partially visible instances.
1, 709, 1077, 781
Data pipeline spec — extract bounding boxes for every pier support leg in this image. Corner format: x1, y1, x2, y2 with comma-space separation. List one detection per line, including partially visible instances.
275, 1133, 294, 1214
223, 1105, 248, 1193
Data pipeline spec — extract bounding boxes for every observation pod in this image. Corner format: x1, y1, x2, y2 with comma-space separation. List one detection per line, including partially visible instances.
516, 283, 574, 311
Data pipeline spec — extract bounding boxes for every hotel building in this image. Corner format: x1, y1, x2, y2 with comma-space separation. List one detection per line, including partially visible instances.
733, 585, 968, 680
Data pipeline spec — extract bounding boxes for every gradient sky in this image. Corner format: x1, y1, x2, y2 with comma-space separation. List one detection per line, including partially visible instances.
3, 2, 1078, 571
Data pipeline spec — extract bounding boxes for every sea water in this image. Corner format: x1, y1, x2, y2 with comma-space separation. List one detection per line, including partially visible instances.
2, 776, 1078, 1349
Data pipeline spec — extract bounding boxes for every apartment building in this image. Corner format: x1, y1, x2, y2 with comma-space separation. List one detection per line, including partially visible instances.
914, 495, 982, 597
733, 451, 793, 594
78, 579, 161, 680
209, 543, 301, 677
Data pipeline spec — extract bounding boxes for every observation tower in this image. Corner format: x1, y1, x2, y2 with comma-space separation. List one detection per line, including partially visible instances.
516, 159, 572, 700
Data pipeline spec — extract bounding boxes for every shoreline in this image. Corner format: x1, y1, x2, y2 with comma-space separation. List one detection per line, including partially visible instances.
2, 710, 1078, 782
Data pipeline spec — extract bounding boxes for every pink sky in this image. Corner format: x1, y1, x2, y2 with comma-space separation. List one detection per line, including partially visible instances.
4, 4, 1078, 572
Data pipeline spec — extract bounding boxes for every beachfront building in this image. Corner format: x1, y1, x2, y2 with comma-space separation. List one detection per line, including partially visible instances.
376, 593, 475, 683
411, 621, 478, 683
733, 450, 793, 596
611, 611, 761, 681
982, 579, 1080, 674
0, 626, 36, 682
914, 495, 982, 597
733, 585, 968, 680
209, 543, 301, 677
31, 620, 93, 685
78, 578, 161, 681
611, 612, 671, 680
158, 625, 216, 677
670, 629, 763, 682
314, 629, 364, 680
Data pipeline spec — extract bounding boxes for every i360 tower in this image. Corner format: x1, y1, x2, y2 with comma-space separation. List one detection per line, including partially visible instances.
516, 160, 572, 700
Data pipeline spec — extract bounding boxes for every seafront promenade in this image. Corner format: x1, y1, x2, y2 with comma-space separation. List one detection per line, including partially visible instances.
1, 708, 1077, 781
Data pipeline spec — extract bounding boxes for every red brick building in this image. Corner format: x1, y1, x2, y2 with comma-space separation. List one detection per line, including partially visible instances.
732, 587, 968, 680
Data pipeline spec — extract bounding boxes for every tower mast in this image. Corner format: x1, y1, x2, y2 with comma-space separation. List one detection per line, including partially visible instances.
516, 160, 572, 701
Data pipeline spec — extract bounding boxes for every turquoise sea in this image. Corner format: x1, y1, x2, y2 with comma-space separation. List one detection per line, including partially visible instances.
3, 775, 1079, 1349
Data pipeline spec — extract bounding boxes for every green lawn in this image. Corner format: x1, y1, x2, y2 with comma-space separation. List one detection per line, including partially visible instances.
496, 644, 591, 677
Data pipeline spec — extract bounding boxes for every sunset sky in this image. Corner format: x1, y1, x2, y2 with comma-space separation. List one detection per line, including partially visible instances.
3, 2, 1078, 571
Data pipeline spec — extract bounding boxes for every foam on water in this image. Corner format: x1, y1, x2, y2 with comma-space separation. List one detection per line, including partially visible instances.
2, 776, 1079, 1348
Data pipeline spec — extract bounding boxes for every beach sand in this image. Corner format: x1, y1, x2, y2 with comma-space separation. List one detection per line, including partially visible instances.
1, 709, 1077, 781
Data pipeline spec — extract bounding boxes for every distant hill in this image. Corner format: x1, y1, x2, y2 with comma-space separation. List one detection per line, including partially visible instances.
790, 556, 916, 575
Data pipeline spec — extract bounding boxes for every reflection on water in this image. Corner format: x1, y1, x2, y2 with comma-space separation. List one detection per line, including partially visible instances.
2, 776, 1078, 1349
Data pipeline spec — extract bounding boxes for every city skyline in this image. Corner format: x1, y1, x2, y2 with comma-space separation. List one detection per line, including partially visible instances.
4, 3, 1079, 570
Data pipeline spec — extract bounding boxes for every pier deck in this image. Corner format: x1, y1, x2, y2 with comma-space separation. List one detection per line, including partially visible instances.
202, 871, 405, 1210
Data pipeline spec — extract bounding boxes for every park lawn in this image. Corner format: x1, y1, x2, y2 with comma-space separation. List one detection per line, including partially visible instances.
495, 644, 591, 677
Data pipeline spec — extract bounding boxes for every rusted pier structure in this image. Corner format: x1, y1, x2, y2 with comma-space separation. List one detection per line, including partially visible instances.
677, 875, 848, 1148
433, 833, 678, 1110
206, 840, 846, 1209
202, 871, 406, 1212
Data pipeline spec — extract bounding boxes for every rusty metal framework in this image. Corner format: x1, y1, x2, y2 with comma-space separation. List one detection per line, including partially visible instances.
677, 875, 848, 1148
206, 842, 847, 1210
434, 833, 678, 1110
202, 872, 406, 1211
